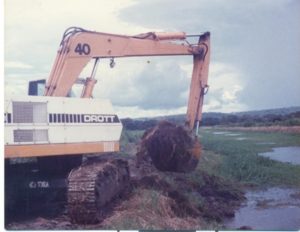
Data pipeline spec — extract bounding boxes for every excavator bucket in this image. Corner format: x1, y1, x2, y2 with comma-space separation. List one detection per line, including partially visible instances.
136, 121, 200, 173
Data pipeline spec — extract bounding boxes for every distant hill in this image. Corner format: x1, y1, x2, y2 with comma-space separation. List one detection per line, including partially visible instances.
121, 106, 300, 130
232, 106, 300, 117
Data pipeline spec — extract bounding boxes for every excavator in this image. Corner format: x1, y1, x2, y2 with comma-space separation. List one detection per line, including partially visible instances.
4, 27, 210, 223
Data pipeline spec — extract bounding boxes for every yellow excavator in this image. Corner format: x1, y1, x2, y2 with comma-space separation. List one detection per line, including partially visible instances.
5, 27, 210, 223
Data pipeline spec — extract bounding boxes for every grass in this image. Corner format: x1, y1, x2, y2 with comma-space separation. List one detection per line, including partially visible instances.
200, 128, 300, 187
120, 127, 300, 187
101, 188, 203, 230
120, 130, 144, 145
115, 127, 300, 229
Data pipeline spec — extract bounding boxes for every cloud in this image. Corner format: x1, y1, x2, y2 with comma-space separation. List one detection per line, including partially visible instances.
5, 61, 33, 69
89, 57, 246, 114
89, 57, 190, 110
128, 60, 189, 110
203, 62, 247, 112
222, 85, 242, 102
120, 0, 300, 110
114, 106, 187, 119
5, 0, 300, 118
5, 0, 148, 78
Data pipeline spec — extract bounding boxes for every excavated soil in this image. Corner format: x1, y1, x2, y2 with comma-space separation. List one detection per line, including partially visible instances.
6, 157, 245, 230
133, 172, 245, 221
137, 121, 200, 172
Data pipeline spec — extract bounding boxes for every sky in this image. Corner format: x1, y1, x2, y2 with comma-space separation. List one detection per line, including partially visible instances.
4, 0, 300, 118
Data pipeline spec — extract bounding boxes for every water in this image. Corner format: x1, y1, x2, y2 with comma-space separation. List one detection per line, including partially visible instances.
259, 146, 300, 165
225, 188, 300, 230
212, 131, 241, 136
213, 131, 246, 140
256, 142, 276, 145
212, 131, 228, 135
227, 133, 241, 136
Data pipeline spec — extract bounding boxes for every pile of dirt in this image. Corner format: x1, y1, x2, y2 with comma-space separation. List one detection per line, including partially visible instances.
100, 189, 203, 229
136, 121, 200, 172
131, 171, 245, 223
6, 166, 245, 230
198, 174, 246, 221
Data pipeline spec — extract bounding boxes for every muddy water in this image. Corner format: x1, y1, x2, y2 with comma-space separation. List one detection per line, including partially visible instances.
259, 146, 300, 165
224, 188, 300, 230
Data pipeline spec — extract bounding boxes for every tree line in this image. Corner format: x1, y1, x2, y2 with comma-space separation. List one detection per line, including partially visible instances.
121, 111, 300, 130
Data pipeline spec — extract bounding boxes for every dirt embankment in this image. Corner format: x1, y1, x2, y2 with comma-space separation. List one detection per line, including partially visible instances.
7, 160, 245, 230
6, 121, 246, 230
130, 171, 245, 223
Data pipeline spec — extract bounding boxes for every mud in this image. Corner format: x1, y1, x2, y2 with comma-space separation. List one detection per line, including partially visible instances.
137, 121, 200, 172
6, 156, 245, 230
6, 121, 245, 229
131, 170, 245, 222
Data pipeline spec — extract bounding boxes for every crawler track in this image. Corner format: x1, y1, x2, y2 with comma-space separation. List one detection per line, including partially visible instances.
67, 159, 130, 224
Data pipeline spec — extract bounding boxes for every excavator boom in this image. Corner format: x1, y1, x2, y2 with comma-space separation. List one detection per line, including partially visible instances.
5, 27, 211, 224
44, 27, 210, 130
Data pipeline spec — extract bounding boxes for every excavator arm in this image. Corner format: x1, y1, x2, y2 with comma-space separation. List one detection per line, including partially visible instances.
44, 27, 210, 131
4, 27, 211, 224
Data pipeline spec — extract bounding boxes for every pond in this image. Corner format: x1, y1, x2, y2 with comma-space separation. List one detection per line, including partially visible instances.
212, 131, 228, 135
224, 187, 300, 230
259, 146, 300, 165
212, 131, 241, 136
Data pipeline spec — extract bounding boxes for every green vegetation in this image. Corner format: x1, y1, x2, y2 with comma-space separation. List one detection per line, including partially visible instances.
120, 129, 144, 147
202, 111, 300, 127
120, 127, 300, 187
200, 129, 300, 187
116, 126, 300, 229
121, 107, 300, 129
101, 188, 204, 229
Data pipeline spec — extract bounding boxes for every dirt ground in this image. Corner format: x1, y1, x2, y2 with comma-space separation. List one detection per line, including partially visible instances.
6, 153, 245, 230
6, 123, 247, 230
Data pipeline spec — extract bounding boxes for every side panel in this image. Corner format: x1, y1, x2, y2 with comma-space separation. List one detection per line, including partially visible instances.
4, 96, 123, 158
5, 141, 119, 158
